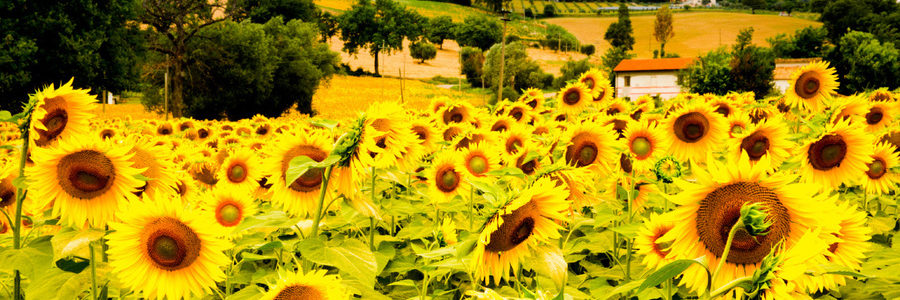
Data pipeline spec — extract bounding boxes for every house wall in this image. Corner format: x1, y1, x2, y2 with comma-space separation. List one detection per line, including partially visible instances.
774, 79, 790, 95
615, 71, 682, 100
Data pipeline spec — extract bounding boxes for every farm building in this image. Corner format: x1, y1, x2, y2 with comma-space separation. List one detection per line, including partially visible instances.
613, 57, 695, 100
681, 0, 717, 6
773, 58, 821, 95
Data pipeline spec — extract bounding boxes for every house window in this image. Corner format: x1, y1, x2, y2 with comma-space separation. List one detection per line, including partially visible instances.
624, 76, 631, 87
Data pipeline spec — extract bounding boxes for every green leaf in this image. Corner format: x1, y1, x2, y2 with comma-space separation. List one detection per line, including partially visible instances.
226, 285, 264, 300
309, 119, 340, 129
284, 155, 339, 187
52, 228, 106, 259
0, 110, 12, 121
257, 241, 283, 252
636, 258, 708, 294
484, 167, 525, 179
610, 222, 643, 239
55, 257, 90, 274
297, 238, 377, 286
26, 269, 76, 300
240, 252, 277, 262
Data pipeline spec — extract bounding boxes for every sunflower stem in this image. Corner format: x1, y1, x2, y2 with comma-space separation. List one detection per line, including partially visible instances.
89, 241, 98, 300
12, 104, 33, 300
468, 186, 474, 231
709, 276, 754, 299
369, 166, 377, 251
711, 219, 743, 295
624, 170, 635, 282
665, 278, 673, 300
309, 164, 334, 239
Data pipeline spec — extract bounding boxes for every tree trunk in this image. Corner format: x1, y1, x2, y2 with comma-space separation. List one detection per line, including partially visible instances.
660, 42, 665, 58
374, 49, 380, 75
172, 55, 184, 118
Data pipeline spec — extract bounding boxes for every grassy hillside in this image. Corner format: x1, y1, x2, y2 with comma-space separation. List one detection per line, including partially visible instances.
546, 12, 822, 59
315, 0, 486, 21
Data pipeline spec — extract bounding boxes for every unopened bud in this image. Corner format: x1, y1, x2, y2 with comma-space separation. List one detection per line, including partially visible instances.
740, 202, 773, 237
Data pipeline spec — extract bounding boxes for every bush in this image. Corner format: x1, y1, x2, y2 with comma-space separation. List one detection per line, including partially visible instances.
454, 15, 502, 51
459, 47, 485, 87
410, 41, 437, 63
483, 42, 551, 91
543, 5, 556, 18
492, 86, 520, 105
553, 58, 593, 88
524, 8, 534, 18
542, 24, 579, 52
580, 44, 595, 56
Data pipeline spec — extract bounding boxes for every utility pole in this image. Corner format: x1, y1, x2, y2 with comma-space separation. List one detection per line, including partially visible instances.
497, 9, 511, 104
164, 54, 169, 121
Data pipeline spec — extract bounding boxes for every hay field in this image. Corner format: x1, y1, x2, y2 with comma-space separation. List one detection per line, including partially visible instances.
545, 12, 822, 58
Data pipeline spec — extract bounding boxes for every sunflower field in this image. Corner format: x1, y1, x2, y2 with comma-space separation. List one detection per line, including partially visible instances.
0, 62, 899, 300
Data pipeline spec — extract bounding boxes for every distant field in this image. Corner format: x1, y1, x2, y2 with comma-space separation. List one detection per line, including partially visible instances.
314, 0, 486, 21
546, 12, 822, 59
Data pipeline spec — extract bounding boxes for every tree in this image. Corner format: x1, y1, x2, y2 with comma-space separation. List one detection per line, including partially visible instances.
459, 47, 485, 87
140, 0, 228, 118
543, 5, 556, 18
581, 44, 596, 56
729, 28, 774, 98
678, 47, 733, 95
0, 0, 144, 112
455, 15, 502, 51
742, 0, 766, 14
601, 46, 636, 86
837, 31, 900, 92
821, 0, 873, 42
542, 24, 579, 52
553, 58, 593, 88
338, 0, 425, 75
768, 26, 828, 58
426, 16, 455, 49
410, 41, 437, 63
227, 0, 319, 23
653, 5, 675, 58
317, 11, 339, 42
483, 42, 551, 91
604, 3, 635, 51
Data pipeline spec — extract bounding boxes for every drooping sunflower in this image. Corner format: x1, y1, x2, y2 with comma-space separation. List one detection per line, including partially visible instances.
623, 119, 667, 172
862, 142, 899, 195
488, 115, 516, 133
508, 147, 544, 177
562, 121, 620, 173
591, 79, 614, 106
106, 196, 230, 300
556, 82, 590, 115
543, 166, 595, 209
410, 117, 439, 155
798, 119, 873, 190
27, 137, 143, 227
863, 101, 897, 133
663, 152, 837, 292
472, 177, 569, 285
603, 98, 631, 116
506, 102, 533, 124
578, 68, 605, 98
263, 130, 333, 217
636, 213, 677, 270
661, 102, 728, 163
156, 121, 175, 136
429, 96, 451, 114
29, 78, 97, 148
457, 142, 501, 180
880, 129, 900, 153
427, 150, 466, 203
784, 61, 839, 112
216, 146, 262, 194
358, 102, 422, 172
708, 97, 740, 118
728, 117, 793, 168
868, 88, 895, 103
200, 185, 258, 236
173, 172, 199, 203
126, 136, 178, 199
260, 269, 350, 300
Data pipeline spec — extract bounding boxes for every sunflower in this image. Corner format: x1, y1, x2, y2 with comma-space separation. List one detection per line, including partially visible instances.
498, 125, 533, 163
99, 127, 117, 140
863, 101, 897, 133
196, 127, 213, 141
106, 196, 230, 300
819, 200, 871, 291
506, 103, 533, 124
0, 162, 19, 214
605, 175, 657, 214
439, 101, 475, 126
457, 142, 501, 179
173, 172, 199, 203
28, 78, 96, 148
543, 166, 595, 209
708, 97, 740, 118
604, 98, 631, 116
785, 61, 839, 112
660, 102, 728, 163
428, 150, 466, 203
868, 89, 895, 103
828, 95, 868, 125
200, 185, 258, 236
519, 88, 545, 109
188, 159, 220, 190
798, 119, 873, 190
216, 146, 262, 194
663, 152, 837, 292
440, 217, 459, 246
358, 102, 421, 172
488, 115, 516, 133
728, 117, 793, 168
758, 229, 832, 300
726, 113, 752, 139
410, 117, 439, 155
880, 129, 900, 153
561, 121, 620, 173
260, 269, 349, 300
623, 119, 666, 172
591, 79, 614, 106
472, 177, 569, 285
27, 137, 143, 227
430, 96, 451, 114
578, 68, 606, 98
636, 213, 677, 270
126, 136, 178, 199
556, 82, 590, 115
156, 122, 175, 136
264, 130, 333, 217
862, 142, 899, 195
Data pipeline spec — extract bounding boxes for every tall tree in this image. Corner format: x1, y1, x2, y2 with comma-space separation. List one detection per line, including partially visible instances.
140, 0, 228, 118
653, 5, 675, 58
338, 0, 425, 75
604, 3, 635, 51
729, 28, 774, 98
426, 16, 455, 49
601, 46, 636, 86
227, 0, 319, 23
454, 15, 502, 51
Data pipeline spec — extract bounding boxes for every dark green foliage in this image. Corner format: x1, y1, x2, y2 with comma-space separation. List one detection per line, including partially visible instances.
410, 41, 437, 63
426, 16, 455, 49
459, 47, 485, 87
496, 86, 520, 104
821, 0, 875, 42
768, 26, 829, 58
604, 3, 635, 51
742, 0, 766, 13
729, 28, 774, 98
677, 47, 733, 95
0, 0, 144, 112
338, 0, 425, 74
543, 5, 556, 18
483, 42, 551, 91
553, 58, 593, 88
228, 0, 319, 23
542, 24, 579, 52
317, 11, 339, 42
835, 31, 900, 93
454, 15, 502, 51
581, 44, 596, 56
601, 46, 635, 86
524, 8, 534, 18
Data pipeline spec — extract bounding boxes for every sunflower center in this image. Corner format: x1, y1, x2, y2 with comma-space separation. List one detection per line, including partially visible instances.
0, 179, 16, 208
511, 109, 524, 121
100, 129, 114, 139
217, 203, 242, 227
653, 227, 673, 257
740, 132, 770, 160
673, 112, 709, 143
696, 182, 790, 265
443, 127, 462, 141
145, 217, 201, 271
0, 222, 7, 234
35, 96, 70, 147
577, 144, 597, 167
198, 128, 210, 139
631, 110, 643, 121
563, 90, 581, 105
795, 72, 821, 99
57, 150, 116, 199
274, 285, 323, 300
516, 156, 537, 175
866, 158, 886, 179
866, 107, 884, 125
555, 114, 567, 122
491, 122, 508, 132
486, 201, 538, 252
807, 135, 847, 171
715, 105, 731, 117
526, 99, 538, 108
443, 107, 465, 124
607, 108, 620, 115
283, 146, 328, 193
413, 126, 428, 141
468, 155, 488, 175
506, 138, 523, 154
730, 125, 744, 135
631, 137, 652, 158
158, 125, 172, 136
436, 166, 460, 192
594, 89, 606, 102
582, 78, 595, 89
228, 163, 247, 183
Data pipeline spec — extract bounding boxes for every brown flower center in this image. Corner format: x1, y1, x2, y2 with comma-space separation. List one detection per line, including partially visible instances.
442, 127, 462, 141
157, 124, 172, 136
516, 156, 538, 175
653, 226, 673, 257
228, 162, 248, 183
807, 134, 847, 171
881, 131, 900, 153
510, 108, 524, 121
566, 133, 599, 167
216, 201, 242, 227
436, 165, 460, 193
594, 88, 606, 102
100, 129, 115, 140
563, 89, 581, 105
673, 112, 709, 143
631, 137, 652, 159
34, 96, 69, 147
485, 201, 537, 252
197, 128, 210, 139
866, 107, 884, 125
505, 137, 523, 155
696, 182, 790, 265
715, 104, 731, 117
795, 71, 821, 99
866, 158, 887, 179
0, 177, 15, 209
144, 217, 201, 271
57, 150, 115, 199
412, 126, 429, 142
443, 107, 465, 124
740, 131, 770, 160
581, 77, 595, 90
467, 155, 488, 175
273, 285, 323, 300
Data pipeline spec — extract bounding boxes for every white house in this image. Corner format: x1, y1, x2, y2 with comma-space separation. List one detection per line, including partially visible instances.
681, 0, 717, 7
773, 58, 821, 95
613, 57, 695, 100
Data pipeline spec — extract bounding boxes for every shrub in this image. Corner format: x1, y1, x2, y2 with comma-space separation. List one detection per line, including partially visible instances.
524, 8, 534, 18
580, 44, 596, 56
553, 58, 593, 88
543, 5, 556, 18
483, 42, 551, 91
459, 47, 485, 87
410, 41, 437, 63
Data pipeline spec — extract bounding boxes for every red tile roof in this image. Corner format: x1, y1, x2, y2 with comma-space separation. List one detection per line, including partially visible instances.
613, 57, 696, 72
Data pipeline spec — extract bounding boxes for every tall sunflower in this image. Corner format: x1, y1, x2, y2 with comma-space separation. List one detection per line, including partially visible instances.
728, 117, 793, 168
106, 196, 230, 300
661, 102, 728, 163
863, 142, 899, 195
784, 61, 838, 112
216, 146, 262, 194
29, 78, 97, 148
636, 213, 677, 270
664, 152, 837, 292
561, 122, 620, 173
200, 185, 258, 236
556, 82, 590, 115
28, 137, 143, 227
427, 150, 466, 203
263, 130, 333, 217
126, 136, 178, 199
623, 119, 666, 172
798, 119, 873, 191
261, 269, 350, 300
472, 177, 569, 285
